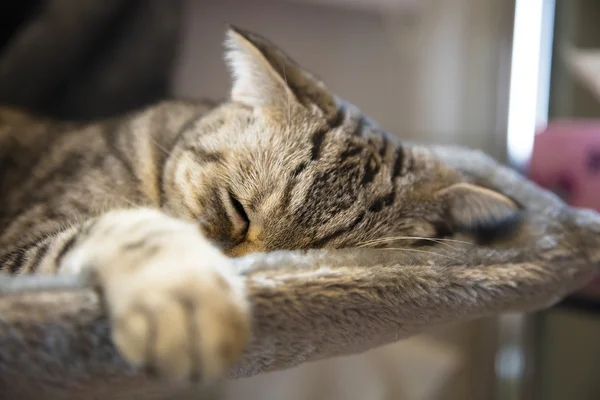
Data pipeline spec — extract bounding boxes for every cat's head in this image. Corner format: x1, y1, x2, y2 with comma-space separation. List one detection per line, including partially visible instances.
163, 26, 521, 256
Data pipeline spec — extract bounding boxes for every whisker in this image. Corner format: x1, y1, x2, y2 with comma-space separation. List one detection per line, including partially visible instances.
148, 135, 172, 157
373, 236, 475, 246
417, 239, 458, 251
378, 247, 464, 263
361, 237, 460, 251
356, 236, 477, 248
357, 236, 472, 246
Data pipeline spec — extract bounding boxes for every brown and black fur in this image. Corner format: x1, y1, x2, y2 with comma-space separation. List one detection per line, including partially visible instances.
0, 26, 522, 383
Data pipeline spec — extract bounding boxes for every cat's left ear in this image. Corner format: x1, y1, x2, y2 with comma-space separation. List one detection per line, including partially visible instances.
436, 183, 522, 236
224, 25, 338, 121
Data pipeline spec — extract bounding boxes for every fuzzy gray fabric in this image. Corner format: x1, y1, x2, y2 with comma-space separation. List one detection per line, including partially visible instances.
0, 145, 598, 399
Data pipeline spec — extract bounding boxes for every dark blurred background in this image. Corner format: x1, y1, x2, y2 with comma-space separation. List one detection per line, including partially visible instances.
0, 0, 182, 120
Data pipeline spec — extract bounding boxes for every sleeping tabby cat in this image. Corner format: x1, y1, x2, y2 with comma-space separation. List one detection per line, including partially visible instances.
0, 27, 520, 382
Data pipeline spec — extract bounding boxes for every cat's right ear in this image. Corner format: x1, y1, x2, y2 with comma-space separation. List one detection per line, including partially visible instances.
435, 183, 523, 239
224, 26, 338, 120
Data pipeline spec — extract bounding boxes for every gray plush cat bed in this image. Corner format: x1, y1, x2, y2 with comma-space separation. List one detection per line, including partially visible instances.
1, 145, 599, 399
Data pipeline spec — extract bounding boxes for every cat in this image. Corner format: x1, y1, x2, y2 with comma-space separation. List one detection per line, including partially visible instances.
0, 26, 521, 383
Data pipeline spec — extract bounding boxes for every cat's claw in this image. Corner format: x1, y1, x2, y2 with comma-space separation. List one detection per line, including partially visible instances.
61, 209, 250, 381
109, 259, 249, 381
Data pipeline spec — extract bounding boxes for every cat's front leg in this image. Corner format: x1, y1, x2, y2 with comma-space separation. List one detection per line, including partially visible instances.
60, 208, 250, 381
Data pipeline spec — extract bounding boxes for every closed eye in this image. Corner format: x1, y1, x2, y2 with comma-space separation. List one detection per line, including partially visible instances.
226, 191, 250, 240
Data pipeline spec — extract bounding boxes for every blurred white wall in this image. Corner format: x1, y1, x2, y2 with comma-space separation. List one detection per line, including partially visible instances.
172, 0, 513, 157
172, 0, 515, 399
172, 0, 417, 138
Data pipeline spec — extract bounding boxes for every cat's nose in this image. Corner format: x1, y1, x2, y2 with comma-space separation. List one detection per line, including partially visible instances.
227, 241, 265, 257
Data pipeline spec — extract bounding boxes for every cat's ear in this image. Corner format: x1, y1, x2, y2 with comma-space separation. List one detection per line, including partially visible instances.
436, 183, 522, 236
224, 25, 338, 120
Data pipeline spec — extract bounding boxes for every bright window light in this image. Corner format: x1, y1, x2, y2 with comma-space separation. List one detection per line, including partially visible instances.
507, 0, 555, 170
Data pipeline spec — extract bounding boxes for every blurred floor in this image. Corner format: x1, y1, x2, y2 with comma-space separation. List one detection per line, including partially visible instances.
533, 310, 600, 400
224, 334, 463, 400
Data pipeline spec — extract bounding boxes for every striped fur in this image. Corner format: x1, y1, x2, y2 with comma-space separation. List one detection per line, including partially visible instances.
0, 26, 521, 383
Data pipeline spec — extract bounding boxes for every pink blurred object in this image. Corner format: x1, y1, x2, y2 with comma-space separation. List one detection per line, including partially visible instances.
529, 120, 600, 300
530, 120, 600, 209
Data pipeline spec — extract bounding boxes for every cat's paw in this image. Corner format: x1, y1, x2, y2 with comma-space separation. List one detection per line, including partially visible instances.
61, 209, 250, 382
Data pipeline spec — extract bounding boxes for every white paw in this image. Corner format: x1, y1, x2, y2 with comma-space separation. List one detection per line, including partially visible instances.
62, 209, 250, 381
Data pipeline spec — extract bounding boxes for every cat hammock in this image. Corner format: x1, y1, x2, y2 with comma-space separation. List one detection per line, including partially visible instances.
1, 145, 599, 399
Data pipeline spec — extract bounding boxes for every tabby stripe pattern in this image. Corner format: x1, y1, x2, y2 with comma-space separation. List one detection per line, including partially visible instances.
311, 212, 366, 248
